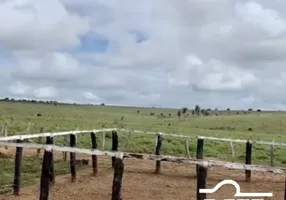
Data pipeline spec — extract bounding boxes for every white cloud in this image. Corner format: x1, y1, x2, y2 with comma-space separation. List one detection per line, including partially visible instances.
83, 91, 99, 100
9, 81, 31, 95
33, 86, 58, 98
0, 0, 89, 50
1, 0, 286, 109
234, 1, 286, 37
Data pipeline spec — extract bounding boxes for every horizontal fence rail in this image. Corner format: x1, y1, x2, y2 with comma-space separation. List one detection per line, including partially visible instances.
0, 141, 123, 158
0, 128, 116, 141
1, 128, 286, 147
0, 141, 285, 174
116, 128, 286, 147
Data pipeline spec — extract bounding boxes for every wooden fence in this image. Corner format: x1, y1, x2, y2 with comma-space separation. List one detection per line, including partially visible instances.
0, 128, 286, 200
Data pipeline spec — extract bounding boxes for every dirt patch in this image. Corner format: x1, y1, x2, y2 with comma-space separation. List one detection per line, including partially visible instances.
0, 148, 12, 158
0, 157, 284, 200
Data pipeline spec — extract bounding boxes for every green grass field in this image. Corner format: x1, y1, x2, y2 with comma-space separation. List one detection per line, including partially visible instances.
0, 101, 286, 192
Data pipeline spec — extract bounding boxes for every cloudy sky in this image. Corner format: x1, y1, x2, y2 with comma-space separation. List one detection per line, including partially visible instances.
1, 0, 286, 109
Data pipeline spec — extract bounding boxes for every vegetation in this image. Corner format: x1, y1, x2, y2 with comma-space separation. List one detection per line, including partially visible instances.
0, 100, 285, 191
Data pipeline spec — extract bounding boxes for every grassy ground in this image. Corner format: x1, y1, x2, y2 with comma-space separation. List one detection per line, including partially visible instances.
1, 101, 286, 191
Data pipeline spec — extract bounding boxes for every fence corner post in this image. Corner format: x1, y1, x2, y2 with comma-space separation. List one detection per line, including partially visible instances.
111, 153, 124, 200
46, 136, 55, 185
91, 132, 98, 176
245, 140, 252, 182
70, 134, 77, 182
196, 164, 207, 200
13, 139, 23, 195
155, 133, 163, 174
111, 131, 118, 168
196, 138, 204, 175
39, 148, 53, 200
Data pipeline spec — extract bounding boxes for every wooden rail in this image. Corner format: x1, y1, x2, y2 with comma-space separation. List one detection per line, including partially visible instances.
2, 127, 286, 147
116, 128, 286, 147
1, 141, 285, 174
0, 128, 116, 141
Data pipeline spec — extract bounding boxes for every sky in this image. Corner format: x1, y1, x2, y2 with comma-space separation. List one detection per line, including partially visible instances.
1, 0, 286, 110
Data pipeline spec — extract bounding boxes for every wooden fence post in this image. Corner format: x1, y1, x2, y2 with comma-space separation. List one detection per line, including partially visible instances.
39, 148, 53, 200
270, 139, 274, 167
196, 165, 207, 200
284, 175, 286, 200
196, 138, 204, 174
245, 140, 252, 182
3, 123, 8, 149
90, 132, 98, 176
37, 127, 43, 157
111, 131, 118, 168
102, 132, 106, 150
155, 133, 163, 174
46, 136, 55, 185
111, 154, 124, 200
70, 134, 76, 182
13, 139, 23, 195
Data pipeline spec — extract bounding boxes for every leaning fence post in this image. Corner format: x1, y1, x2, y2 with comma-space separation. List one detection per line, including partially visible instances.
184, 138, 190, 158
111, 131, 119, 168
39, 148, 53, 200
63, 135, 68, 161
196, 164, 207, 200
13, 139, 23, 195
196, 138, 204, 175
245, 140, 252, 182
229, 141, 235, 159
111, 153, 124, 200
102, 132, 106, 150
37, 127, 43, 157
91, 132, 98, 176
270, 139, 274, 167
46, 136, 55, 185
155, 133, 163, 174
3, 123, 8, 149
70, 134, 77, 182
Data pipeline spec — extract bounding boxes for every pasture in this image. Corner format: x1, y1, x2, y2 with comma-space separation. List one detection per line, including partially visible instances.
0, 101, 286, 198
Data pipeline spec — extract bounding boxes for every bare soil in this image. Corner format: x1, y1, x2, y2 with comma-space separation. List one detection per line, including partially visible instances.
0, 154, 284, 200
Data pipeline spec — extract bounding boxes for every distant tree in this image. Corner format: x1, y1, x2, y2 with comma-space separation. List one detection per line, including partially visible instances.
182, 107, 188, 114
207, 108, 211, 111
248, 108, 253, 111
101, 103, 105, 106
191, 110, 195, 115
200, 109, 209, 116
137, 110, 140, 114
194, 105, 201, 116
257, 109, 262, 112
177, 110, 181, 118
226, 108, 230, 111
215, 108, 218, 111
